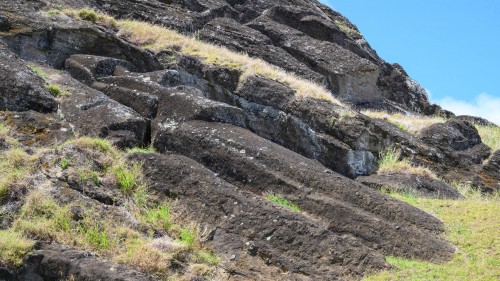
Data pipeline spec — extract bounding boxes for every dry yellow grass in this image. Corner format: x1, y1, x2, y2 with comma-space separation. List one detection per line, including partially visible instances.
363, 111, 445, 134
377, 148, 438, 179
476, 125, 500, 151
116, 20, 340, 104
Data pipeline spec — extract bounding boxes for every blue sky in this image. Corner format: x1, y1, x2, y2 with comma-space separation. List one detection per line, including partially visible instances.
320, 0, 500, 124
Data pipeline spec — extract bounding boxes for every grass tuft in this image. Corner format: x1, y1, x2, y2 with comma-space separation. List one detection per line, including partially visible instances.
363, 111, 445, 134
180, 227, 196, 247
196, 250, 220, 266
125, 147, 157, 154
144, 203, 171, 231
113, 162, 141, 194
28, 65, 47, 79
71, 137, 114, 154
77, 8, 98, 22
377, 148, 437, 179
265, 193, 301, 213
0, 230, 35, 266
45, 85, 61, 97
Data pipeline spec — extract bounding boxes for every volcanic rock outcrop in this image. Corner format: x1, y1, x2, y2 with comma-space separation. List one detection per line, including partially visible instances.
0, 0, 498, 280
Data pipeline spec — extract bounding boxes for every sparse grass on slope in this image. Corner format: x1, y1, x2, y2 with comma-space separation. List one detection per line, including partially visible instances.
363, 111, 445, 134
0, 230, 35, 266
59, 8, 339, 104
377, 148, 437, 179
1, 134, 220, 278
475, 125, 500, 151
365, 186, 499, 281
116, 20, 339, 103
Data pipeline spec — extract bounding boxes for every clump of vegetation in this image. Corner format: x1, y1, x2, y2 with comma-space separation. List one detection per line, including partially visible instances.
28, 65, 47, 79
377, 148, 437, 179
61, 8, 118, 28
265, 193, 301, 213
0, 147, 36, 199
365, 185, 499, 281
125, 147, 157, 154
77, 8, 98, 22
335, 20, 361, 37
71, 137, 114, 154
0, 230, 35, 266
45, 84, 62, 97
362, 111, 445, 134
475, 125, 500, 151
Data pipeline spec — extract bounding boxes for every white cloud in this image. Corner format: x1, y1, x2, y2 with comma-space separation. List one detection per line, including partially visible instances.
434, 93, 500, 125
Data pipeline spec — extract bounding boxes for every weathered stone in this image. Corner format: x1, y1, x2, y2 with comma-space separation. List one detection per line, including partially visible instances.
419, 120, 483, 151
7, 243, 152, 281
0, 46, 57, 113
65, 54, 136, 85
0, 111, 73, 147
153, 120, 455, 261
131, 152, 389, 280
357, 174, 464, 200
51, 69, 148, 148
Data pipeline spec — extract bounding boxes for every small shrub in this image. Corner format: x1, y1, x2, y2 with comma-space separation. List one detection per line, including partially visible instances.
77, 8, 98, 22
0, 230, 35, 266
265, 193, 301, 213
92, 171, 101, 186
45, 84, 62, 97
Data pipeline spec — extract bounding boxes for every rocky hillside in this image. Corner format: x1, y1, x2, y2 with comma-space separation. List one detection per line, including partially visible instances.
0, 0, 499, 280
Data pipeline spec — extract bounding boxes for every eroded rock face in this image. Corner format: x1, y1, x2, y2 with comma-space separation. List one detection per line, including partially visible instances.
131, 153, 389, 280
357, 174, 464, 200
2, 244, 152, 281
0, 46, 57, 113
481, 150, 500, 191
419, 120, 483, 152
86, 0, 438, 113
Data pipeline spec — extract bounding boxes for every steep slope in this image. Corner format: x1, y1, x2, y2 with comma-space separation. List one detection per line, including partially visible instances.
80, 0, 447, 115
0, 1, 499, 280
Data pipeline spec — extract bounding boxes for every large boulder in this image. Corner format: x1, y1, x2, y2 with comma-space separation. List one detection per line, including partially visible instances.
0, 46, 57, 113
419, 120, 483, 151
